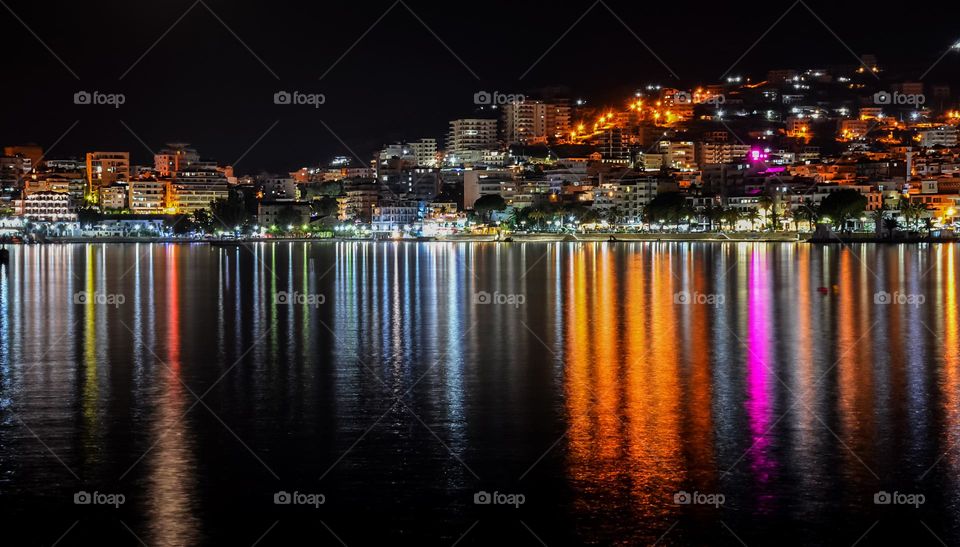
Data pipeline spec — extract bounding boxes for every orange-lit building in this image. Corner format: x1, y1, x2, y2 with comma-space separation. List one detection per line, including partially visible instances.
85, 151, 130, 197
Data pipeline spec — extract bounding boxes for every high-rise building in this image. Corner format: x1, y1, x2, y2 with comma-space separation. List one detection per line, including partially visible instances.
503, 102, 546, 145
130, 178, 168, 213
545, 102, 572, 141
594, 127, 629, 160
378, 138, 438, 169
85, 151, 130, 196
409, 138, 438, 168
154, 143, 201, 178
503, 101, 571, 144
446, 119, 498, 165
151, 145, 230, 213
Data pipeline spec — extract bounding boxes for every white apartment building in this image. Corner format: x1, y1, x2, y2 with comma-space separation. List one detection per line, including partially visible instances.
502, 101, 571, 144
591, 174, 659, 224
130, 178, 167, 213
503, 101, 545, 144
697, 142, 752, 165
658, 141, 697, 171
172, 182, 230, 214
99, 183, 129, 211
463, 169, 511, 209
379, 138, 438, 168
372, 201, 421, 232
919, 127, 958, 148
21, 191, 76, 221
409, 138, 438, 167
169, 164, 230, 213
446, 119, 498, 165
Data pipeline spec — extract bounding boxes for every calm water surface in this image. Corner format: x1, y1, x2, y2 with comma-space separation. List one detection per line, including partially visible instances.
0, 242, 958, 546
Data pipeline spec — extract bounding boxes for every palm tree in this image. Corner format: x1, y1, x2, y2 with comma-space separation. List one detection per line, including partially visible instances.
721, 208, 740, 231
871, 208, 886, 237
914, 203, 931, 232
899, 201, 915, 231
795, 202, 818, 231
605, 206, 624, 228
702, 204, 723, 232
900, 201, 928, 232
757, 195, 774, 231
506, 207, 526, 229
527, 208, 548, 231
769, 200, 783, 231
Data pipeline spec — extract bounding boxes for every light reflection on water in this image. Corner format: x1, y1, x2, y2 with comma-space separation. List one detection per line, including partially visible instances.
0, 242, 957, 545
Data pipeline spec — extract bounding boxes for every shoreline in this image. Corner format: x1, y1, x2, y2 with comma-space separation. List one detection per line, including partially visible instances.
4, 232, 946, 244
18, 233, 801, 244
0, 231, 950, 245
437, 232, 803, 243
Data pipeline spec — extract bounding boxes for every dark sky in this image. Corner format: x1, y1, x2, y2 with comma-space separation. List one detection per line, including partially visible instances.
2, 0, 958, 173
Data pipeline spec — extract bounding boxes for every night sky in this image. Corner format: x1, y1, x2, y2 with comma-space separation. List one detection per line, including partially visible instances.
2, 0, 958, 173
